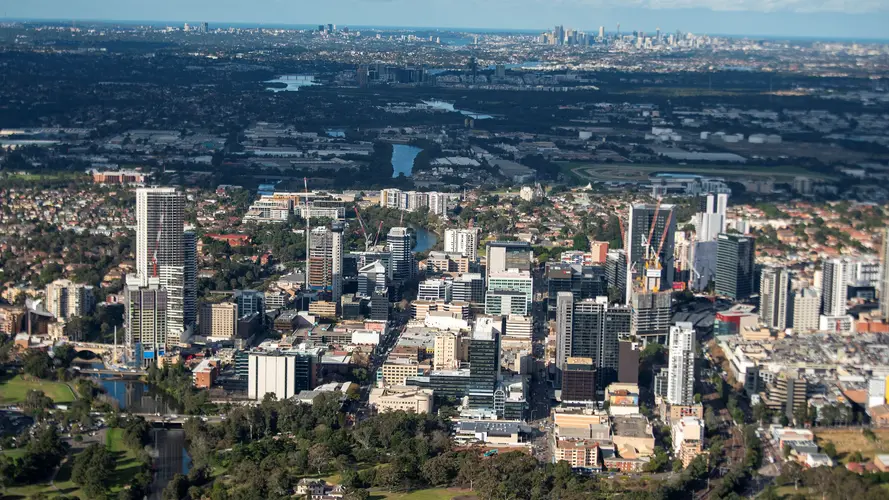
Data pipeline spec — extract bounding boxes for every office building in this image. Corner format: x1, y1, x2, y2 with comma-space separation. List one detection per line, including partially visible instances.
133, 187, 194, 343
370, 292, 389, 321
694, 193, 728, 242
426, 251, 470, 274
198, 302, 238, 340
485, 290, 530, 316
760, 266, 793, 331
433, 332, 465, 370
247, 349, 322, 400
418, 279, 452, 301
760, 372, 810, 419
486, 241, 532, 278
666, 323, 695, 406
631, 290, 672, 343
505, 314, 533, 339
716, 233, 755, 300
352, 249, 392, 279
626, 203, 676, 302
882, 228, 889, 318
388, 227, 415, 282
822, 258, 852, 317
561, 357, 597, 403
308, 223, 345, 302
468, 319, 502, 409
357, 260, 388, 298
451, 273, 485, 304
606, 250, 628, 301
546, 263, 608, 317
556, 293, 630, 391
368, 387, 434, 414
45, 279, 94, 320
487, 271, 533, 311
618, 341, 640, 384
235, 290, 265, 318
793, 288, 821, 333
124, 276, 168, 365
444, 227, 481, 261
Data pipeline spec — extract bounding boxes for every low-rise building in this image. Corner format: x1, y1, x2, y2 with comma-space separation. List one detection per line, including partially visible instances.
368, 386, 434, 414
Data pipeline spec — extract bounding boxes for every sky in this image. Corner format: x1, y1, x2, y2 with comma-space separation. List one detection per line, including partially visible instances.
4, 0, 889, 40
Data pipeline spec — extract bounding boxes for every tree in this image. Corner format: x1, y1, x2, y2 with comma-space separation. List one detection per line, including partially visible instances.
21, 390, 53, 419
849, 450, 864, 463
571, 233, 589, 251
23, 350, 53, 379
308, 443, 332, 474
72, 443, 115, 499
51, 344, 76, 368
162, 474, 189, 500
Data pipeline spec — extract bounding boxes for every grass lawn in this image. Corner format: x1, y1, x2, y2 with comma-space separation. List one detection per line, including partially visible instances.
0, 375, 76, 405
105, 428, 144, 494
369, 488, 477, 500
1, 429, 144, 499
0, 448, 29, 459
814, 428, 889, 464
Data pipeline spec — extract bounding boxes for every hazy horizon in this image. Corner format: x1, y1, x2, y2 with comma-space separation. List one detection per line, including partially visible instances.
3, 0, 889, 40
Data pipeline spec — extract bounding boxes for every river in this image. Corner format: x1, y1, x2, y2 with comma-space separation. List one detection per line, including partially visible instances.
92, 378, 191, 498
412, 226, 438, 253
265, 74, 319, 92
391, 144, 422, 178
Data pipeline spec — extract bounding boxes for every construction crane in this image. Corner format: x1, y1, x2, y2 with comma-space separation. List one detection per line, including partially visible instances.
644, 198, 662, 262
653, 210, 673, 270
373, 221, 384, 248
353, 205, 373, 251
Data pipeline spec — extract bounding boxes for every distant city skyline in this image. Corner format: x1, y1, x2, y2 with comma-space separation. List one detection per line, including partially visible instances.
3, 0, 889, 40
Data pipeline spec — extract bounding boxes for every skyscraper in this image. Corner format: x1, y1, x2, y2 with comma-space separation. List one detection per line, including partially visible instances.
715, 233, 755, 300
308, 223, 344, 302
468, 318, 502, 409
133, 187, 194, 346
556, 293, 630, 391
387, 227, 415, 282
760, 266, 793, 331
626, 203, 676, 303
880, 228, 889, 319
694, 193, 728, 243
667, 322, 695, 406
444, 227, 481, 261
793, 288, 820, 333
822, 258, 852, 317
124, 275, 168, 364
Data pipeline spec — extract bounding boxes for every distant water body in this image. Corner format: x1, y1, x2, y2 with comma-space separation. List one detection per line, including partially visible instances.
391, 144, 422, 178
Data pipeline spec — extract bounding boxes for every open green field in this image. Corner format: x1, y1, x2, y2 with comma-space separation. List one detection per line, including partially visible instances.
2, 172, 86, 183
566, 162, 836, 184
0, 375, 76, 405
369, 488, 477, 500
